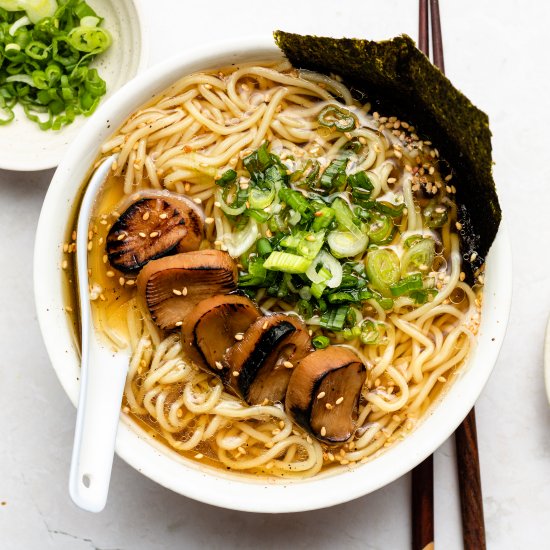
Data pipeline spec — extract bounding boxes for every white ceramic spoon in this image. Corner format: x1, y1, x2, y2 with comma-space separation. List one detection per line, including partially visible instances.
69, 155, 130, 512
545, 316, 550, 403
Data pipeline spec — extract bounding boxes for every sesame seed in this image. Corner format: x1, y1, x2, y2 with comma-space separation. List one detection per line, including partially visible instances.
320, 426, 327, 437
317, 392, 326, 399
445, 174, 453, 181
470, 252, 478, 262
173, 289, 182, 296
126, 279, 135, 286
139, 232, 146, 238
283, 361, 294, 369
265, 441, 274, 449
65, 306, 73, 312
142, 212, 150, 221
265, 229, 273, 238
106, 270, 115, 277
159, 213, 168, 219
117, 233, 126, 241
214, 240, 222, 246
149, 231, 159, 238
119, 277, 125, 286
175, 321, 183, 327
438, 376, 447, 383
340, 460, 350, 465
102, 254, 108, 263
61, 260, 68, 270
194, 453, 204, 459
387, 177, 397, 184
325, 403, 333, 410
87, 241, 93, 251
182, 287, 188, 296
237, 446, 246, 454
215, 361, 224, 370
232, 371, 239, 377
279, 421, 285, 429
455, 222, 463, 230
328, 452, 335, 461
193, 197, 202, 204
262, 321, 269, 330
72, 231, 77, 241
335, 396, 344, 405
177, 409, 183, 418
234, 333, 244, 341
214, 201, 221, 208
205, 217, 214, 224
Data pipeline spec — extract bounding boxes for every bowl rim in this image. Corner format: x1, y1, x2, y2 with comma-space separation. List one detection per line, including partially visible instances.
34, 36, 513, 513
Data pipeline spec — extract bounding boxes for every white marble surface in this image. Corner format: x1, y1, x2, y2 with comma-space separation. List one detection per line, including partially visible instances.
1, 0, 549, 548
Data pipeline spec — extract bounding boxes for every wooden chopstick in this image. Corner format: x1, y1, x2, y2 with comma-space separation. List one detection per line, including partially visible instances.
411, 5, 434, 548
412, 454, 434, 550
455, 410, 486, 549
412, 2, 487, 549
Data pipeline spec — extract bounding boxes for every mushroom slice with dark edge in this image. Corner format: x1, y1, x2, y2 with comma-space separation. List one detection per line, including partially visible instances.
106, 192, 204, 273
225, 314, 312, 405
136, 250, 237, 331
285, 347, 366, 444
181, 294, 261, 374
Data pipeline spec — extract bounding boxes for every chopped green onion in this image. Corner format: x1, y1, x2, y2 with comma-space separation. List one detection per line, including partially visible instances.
422, 200, 449, 228
278, 187, 313, 219
359, 320, 384, 345
366, 211, 394, 244
312, 335, 330, 349
0, 1, 111, 129
365, 248, 401, 297
249, 184, 276, 209
256, 238, 272, 257
297, 299, 314, 319
332, 197, 364, 240
215, 187, 246, 216
311, 206, 335, 231
401, 237, 435, 276
348, 171, 374, 205
320, 306, 349, 331
310, 281, 326, 299
216, 169, 237, 186
318, 104, 357, 132
390, 273, 424, 296
306, 250, 343, 288
376, 201, 404, 218
319, 157, 348, 191
327, 230, 368, 258
263, 251, 311, 274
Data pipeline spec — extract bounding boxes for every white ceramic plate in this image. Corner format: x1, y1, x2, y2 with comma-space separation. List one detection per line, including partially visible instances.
34, 37, 513, 513
0, 0, 147, 172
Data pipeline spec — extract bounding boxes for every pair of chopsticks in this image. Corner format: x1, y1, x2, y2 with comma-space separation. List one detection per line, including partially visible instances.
411, 2, 486, 550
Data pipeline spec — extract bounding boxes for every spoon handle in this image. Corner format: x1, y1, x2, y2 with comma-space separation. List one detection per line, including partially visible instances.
69, 331, 128, 512
69, 154, 127, 512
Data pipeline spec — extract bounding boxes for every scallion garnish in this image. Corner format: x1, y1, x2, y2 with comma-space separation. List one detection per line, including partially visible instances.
317, 104, 357, 132
0, 0, 112, 129
312, 335, 330, 349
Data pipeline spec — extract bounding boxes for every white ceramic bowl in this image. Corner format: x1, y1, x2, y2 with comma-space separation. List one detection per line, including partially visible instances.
34, 37, 512, 513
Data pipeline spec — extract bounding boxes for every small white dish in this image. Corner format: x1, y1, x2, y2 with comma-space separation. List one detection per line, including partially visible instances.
34, 37, 513, 513
0, 0, 147, 172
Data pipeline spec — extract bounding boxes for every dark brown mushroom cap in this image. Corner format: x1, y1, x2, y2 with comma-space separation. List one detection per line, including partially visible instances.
106, 193, 204, 273
181, 294, 261, 374
285, 346, 366, 444
225, 314, 312, 405
136, 250, 237, 330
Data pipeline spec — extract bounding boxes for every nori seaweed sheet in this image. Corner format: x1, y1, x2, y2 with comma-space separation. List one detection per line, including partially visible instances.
274, 31, 501, 280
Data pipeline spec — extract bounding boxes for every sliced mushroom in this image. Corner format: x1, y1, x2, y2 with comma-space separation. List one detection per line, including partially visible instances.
136, 250, 237, 330
225, 314, 312, 405
106, 193, 204, 273
285, 347, 366, 444
181, 294, 261, 374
